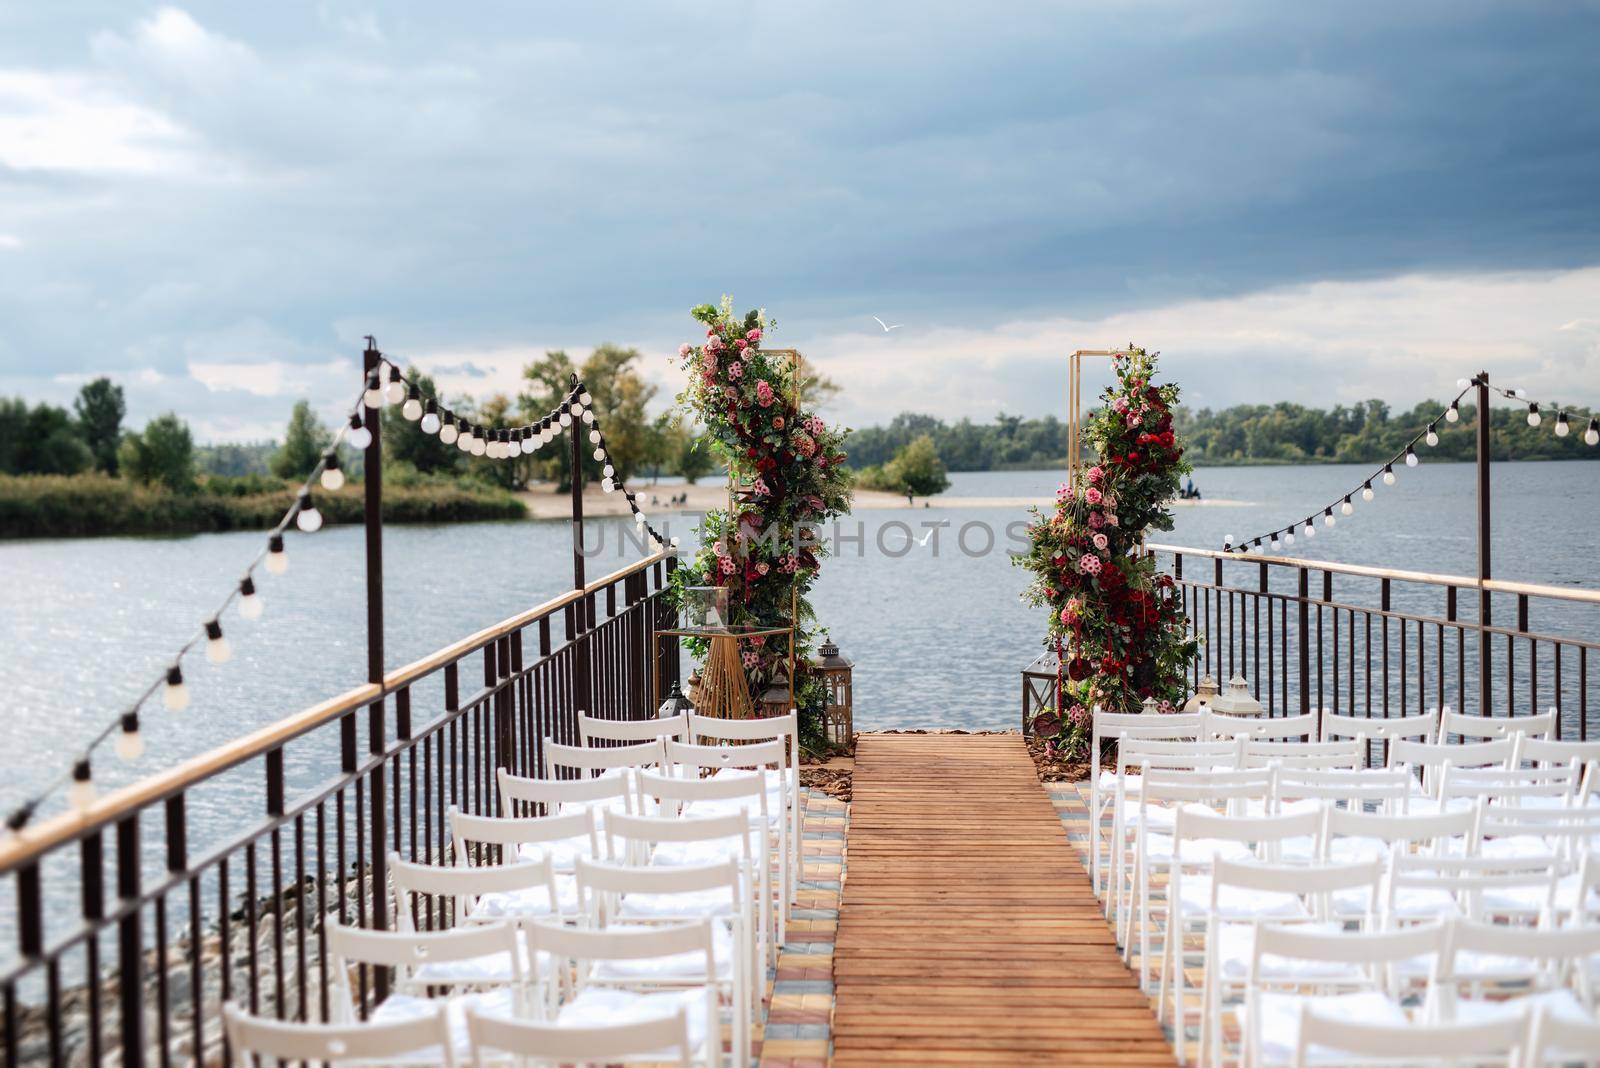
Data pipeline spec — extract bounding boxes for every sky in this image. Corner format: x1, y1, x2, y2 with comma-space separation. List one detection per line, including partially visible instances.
1, 1, 1598, 441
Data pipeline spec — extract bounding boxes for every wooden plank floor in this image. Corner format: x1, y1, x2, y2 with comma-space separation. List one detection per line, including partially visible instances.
832, 734, 1174, 1066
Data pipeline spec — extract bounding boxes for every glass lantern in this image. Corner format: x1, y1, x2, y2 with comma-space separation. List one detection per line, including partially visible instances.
684, 585, 729, 629
814, 639, 854, 748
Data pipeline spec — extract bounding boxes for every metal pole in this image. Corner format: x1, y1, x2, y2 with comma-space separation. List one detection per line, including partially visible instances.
1476, 371, 1493, 717
362, 339, 389, 991
569, 374, 592, 716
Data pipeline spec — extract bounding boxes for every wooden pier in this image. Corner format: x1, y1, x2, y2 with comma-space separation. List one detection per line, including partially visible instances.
832, 733, 1173, 1066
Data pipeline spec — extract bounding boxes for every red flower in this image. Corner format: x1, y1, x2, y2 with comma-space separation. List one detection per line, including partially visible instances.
1067, 657, 1091, 681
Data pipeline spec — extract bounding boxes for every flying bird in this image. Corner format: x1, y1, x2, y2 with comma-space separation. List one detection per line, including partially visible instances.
872, 316, 903, 332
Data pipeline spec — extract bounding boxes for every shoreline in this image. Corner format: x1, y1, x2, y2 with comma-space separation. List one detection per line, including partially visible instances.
515, 480, 1249, 519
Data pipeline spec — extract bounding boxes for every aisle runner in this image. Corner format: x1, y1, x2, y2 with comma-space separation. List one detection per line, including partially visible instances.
832, 734, 1173, 1066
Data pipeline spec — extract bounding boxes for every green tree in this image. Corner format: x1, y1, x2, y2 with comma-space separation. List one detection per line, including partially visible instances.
382, 369, 460, 476
0, 397, 30, 474
663, 416, 719, 484
519, 344, 658, 489
120, 413, 196, 491
11, 402, 93, 475
73, 378, 126, 475
270, 400, 330, 480
884, 434, 951, 503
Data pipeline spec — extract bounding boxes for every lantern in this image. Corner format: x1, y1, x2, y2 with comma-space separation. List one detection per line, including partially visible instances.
1208, 674, 1264, 717
760, 670, 792, 719
1140, 695, 1159, 715
1182, 673, 1219, 712
814, 639, 854, 748
658, 680, 694, 719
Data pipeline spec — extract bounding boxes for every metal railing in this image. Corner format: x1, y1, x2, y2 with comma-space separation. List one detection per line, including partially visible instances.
0, 342, 678, 1066
1152, 544, 1599, 739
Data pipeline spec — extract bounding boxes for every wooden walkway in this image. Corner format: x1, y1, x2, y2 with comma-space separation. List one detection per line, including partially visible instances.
832, 733, 1174, 1066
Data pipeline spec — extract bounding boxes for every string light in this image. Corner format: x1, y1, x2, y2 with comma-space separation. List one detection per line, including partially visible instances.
1555, 412, 1570, 437
438, 414, 458, 444
1446, 401, 1460, 423
295, 490, 323, 533
204, 619, 232, 664
384, 376, 406, 406
68, 760, 95, 811
402, 383, 423, 421
1361, 480, 1374, 502
239, 576, 263, 620
1425, 424, 1438, 447
1526, 402, 1541, 427
1341, 495, 1354, 516
1588, 419, 1600, 446
362, 373, 385, 409
347, 414, 372, 451
1323, 507, 1336, 527
1382, 464, 1396, 486
163, 665, 189, 712
1404, 446, 1418, 467
115, 712, 143, 763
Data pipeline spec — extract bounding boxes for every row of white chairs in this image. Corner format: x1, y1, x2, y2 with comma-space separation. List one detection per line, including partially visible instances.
225, 709, 804, 1067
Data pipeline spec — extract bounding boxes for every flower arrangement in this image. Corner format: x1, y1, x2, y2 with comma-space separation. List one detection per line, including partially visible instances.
1015, 347, 1198, 758
670, 298, 854, 750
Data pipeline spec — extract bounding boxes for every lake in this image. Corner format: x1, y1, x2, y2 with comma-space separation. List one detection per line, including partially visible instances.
3, 460, 1599, 822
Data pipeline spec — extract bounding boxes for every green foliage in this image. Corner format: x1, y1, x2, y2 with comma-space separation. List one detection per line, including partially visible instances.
119, 413, 196, 491
857, 434, 950, 502
383, 370, 460, 476
196, 441, 275, 477
0, 474, 525, 539
520, 345, 659, 489
16, 402, 94, 476
1014, 348, 1199, 755
73, 378, 125, 475
270, 400, 330, 480
661, 415, 720, 484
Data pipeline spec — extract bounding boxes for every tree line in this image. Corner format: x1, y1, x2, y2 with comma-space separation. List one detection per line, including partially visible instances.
847, 399, 1600, 471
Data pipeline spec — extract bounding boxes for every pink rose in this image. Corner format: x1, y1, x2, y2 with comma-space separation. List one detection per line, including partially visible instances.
1058, 606, 1074, 625
706, 335, 723, 353
734, 337, 748, 350
1092, 532, 1109, 551
1105, 513, 1119, 527
773, 415, 784, 430
756, 381, 775, 407
1087, 465, 1105, 484
678, 343, 691, 357
712, 539, 726, 557
1085, 487, 1103, 505
746, 328, 762, 341
1088, 512, 1105, 529
755, 561, 770, 576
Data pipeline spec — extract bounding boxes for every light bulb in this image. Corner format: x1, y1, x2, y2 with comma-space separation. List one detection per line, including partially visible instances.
593, 447, 605, 461
1283, 531, 1294, 545
68, 762, 95, 810
581, 409, 594, 424
238, 576, 262, 620
486, 438, 501, 459
385, 379, 406, 405
1224, 534, 1234, 548
265, 535, 288, 575
471, 437, 486, 457
163, 666, 189, 712
296, 490, 323, 532
1527, 404, 1541, 427
1587, 419, 1599, 446
204, 619, 232, 664
456, 429, 473, 452
1304, 522, 1316, 539
669, 536, 680, 548
579, 391, 592, 405
589, 429, 601, 443
1341, 499, 1354, 516
602, 479, 615, 493
1382, 465, 1397, 486
1456, 378, 1470, 390
1425, 428, 1438, 447
1404, 448, 1418, 467
402, 397, 422, 421
115, 715, 144, 763
1514, 388, 1528, 398
320, 456, 345, 491
362, 375, 385, 408
1445, 403, 1460, 423
635, 512, 646, 526
1324, 511, 1336, 527
421, 407, 441, 435
507, 438, 522, 457
603, 463, 615, 477
559, 411, 572, 427
528, 435, 542, 451
1269, 536, 1281, 550
1362, 483, 1374, 502
347, 416, 372, 452
1555, 413, 1569, 437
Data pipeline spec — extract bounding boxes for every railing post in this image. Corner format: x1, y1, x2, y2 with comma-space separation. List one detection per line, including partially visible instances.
1476, 370, 1493, 717
1296, 567, 1310, 716
362, 339, 389, 993
115, 816, 143, 1067
569, 374, 593, 718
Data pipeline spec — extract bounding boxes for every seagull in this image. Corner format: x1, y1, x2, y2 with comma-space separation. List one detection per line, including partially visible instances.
872, 316, 903, 332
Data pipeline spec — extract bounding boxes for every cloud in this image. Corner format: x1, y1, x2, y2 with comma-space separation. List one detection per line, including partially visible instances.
0, 69, 199, 175
0, 234, 19, 249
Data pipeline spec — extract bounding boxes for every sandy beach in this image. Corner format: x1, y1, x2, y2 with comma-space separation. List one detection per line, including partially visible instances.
515, 480, 1249, 519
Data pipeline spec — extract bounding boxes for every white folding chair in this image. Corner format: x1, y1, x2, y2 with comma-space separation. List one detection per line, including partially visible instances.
687, 711, 802, 905
1089, 709, 1205, 902
517, 918, 720, 1068
1242, 737, 1363, 771
1388, 736, 1516, 800
1438, 762, 1583, 814
1321, 706, 1441, 769
1319, 808, 1478, 920
1386, 847, 1562, 926
1474, 804, 1600, 917
1525, 1003, 1600, 1067
578, 712, 691, 746
1106, 735, 1245, 928
1189, 857, 1383, 1068
1435, 918, 1600, 1026
544, 738, 667, 779
633, 770, 780, 958
665, 738, 794, 933
1292, 1005, 1526, 1068
449, 807, 597, 917
496, 766, 633, 821
575, 855, 754, 1057
466, 1002, 702, 1068
225, 1003, 455, 1067
1242, 922, 1452, 1068
1208, 711, 1317, 741
1439, 707, 1556, 744
390, 849, 565, 930
1518, 734, 1600, 770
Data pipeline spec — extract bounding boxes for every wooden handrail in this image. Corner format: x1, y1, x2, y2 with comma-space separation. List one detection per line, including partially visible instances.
0, 550, 670, 872
1146, 542, 1600, 606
